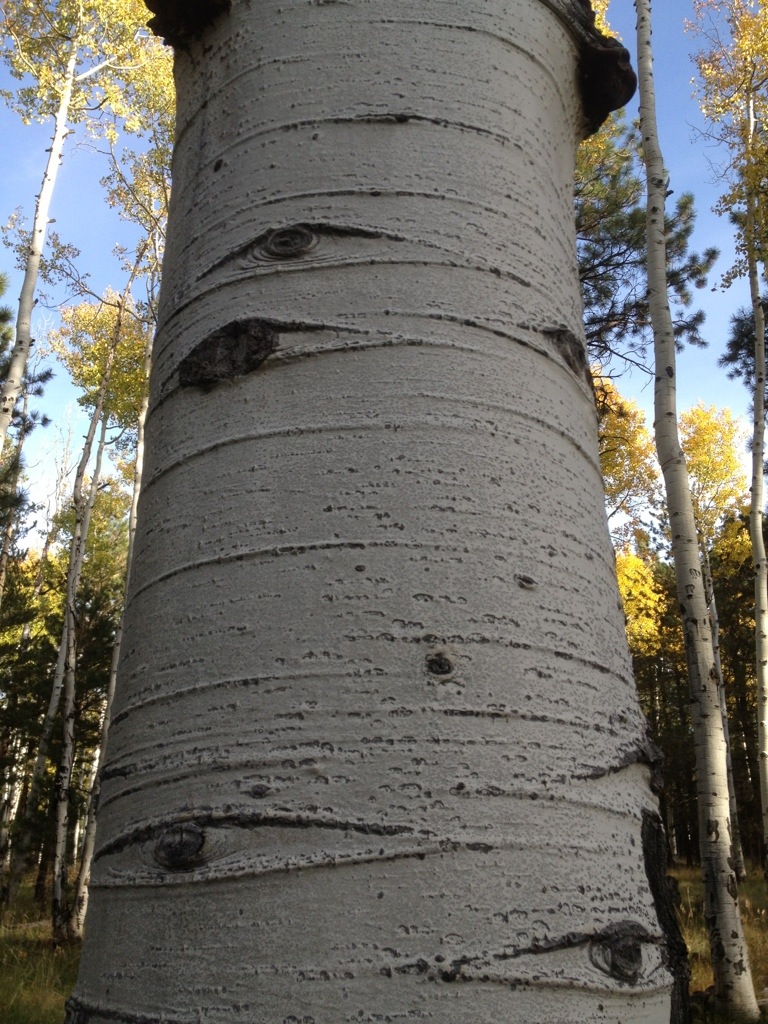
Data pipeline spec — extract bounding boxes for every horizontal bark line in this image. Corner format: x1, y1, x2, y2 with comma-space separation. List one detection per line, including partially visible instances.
161, 255, 575, 352
125, 534, 599, 602
154, 306, 578, 380
100, 730, 648, 789
170, 21, 572, 144
65, 995, 191, 1024
165, 185, 568, 284
91, 840, 492, 888
145, 390, 599, 487
193, 222, 536, 288
92, 781, 656, 865
95, 763, 652, 853
194, 251, 535, 292
105, 672, 605, 732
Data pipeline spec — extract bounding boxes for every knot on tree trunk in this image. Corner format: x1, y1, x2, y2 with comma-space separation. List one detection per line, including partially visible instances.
144, 0, 232, 49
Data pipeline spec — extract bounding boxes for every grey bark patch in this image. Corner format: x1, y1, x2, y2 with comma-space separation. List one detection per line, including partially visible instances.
144, 0, 231, 49
641, 809, 691, 1024
178, 319, 278, 390
65, 996, 190, 1023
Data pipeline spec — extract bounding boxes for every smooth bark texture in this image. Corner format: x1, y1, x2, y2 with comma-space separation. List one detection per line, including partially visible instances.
636, 0, 758, 1018
51, 411, 109, 944
701, 544, 747, 880
744, 119, 768, 867
66, 337, 151, 940
71, 2, 674, 1021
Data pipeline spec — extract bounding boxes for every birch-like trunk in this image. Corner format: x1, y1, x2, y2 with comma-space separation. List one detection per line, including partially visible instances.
0, 394, 29, 619
0, 45, 77, 449
66, 339, 151, 940
51, 412, 109, 944
636, 0, 759, 1017
701, 544, 747, 880
744, 102, 768, 867
70, 2, 682, 1021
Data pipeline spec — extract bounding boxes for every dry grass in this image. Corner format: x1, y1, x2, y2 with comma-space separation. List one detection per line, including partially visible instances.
674, 864, 768, 1021
0, 882, 80, 1024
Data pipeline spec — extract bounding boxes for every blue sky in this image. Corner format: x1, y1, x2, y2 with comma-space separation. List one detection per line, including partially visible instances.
607, 1, 752, 421
0, 1, 759, 514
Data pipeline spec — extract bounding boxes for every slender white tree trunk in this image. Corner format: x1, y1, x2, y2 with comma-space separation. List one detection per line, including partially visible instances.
0, 393, 29, 619
66, 343, 151, 940
0, 45, 77, 449
52, 412, 109, 944
71, 3, 683, 1021
636, 0, 758, 1018
701, 545, 747, 880
743, 97, 768, 866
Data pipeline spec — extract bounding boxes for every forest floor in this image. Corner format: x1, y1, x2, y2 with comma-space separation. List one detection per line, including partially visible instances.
1, 868, 767, 1023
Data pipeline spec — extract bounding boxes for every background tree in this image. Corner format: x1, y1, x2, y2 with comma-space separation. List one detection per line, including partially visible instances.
577, 132, 717, 373
636, 0, 759, 1014
0, 0, 165, 448
691, 0, 768, 871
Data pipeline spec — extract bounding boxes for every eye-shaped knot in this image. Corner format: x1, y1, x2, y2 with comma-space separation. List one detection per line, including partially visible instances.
153, 823, 206, 871
260, 225, 317, 260
589, 921, 653, 984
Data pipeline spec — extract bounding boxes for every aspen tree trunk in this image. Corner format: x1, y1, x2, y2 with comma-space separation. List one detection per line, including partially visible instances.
0, 45, 77, 450
4, 398, 110, 910
66, 343, 151, 940
70, 2, 684, 1021
701, 545, 747, 880
0, 393, 29, 619
52, 412, 109, 944
636, 0, 759, 1017
2, 629, 67, 908
743, 93, 768, 868
4, 275, 136, 912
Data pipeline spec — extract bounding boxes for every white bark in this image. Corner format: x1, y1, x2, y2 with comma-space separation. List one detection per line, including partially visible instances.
743, 95, 768, 866
0, 45, 77, 449
702, 545, 747, 880
71, 2, 677, 1021
636, 0, 758, 1017
52, 411, 109, 944
66, 338, 151, 940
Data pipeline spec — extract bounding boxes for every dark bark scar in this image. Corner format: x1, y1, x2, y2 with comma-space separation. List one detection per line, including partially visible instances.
642, 809, 691, 1024
574, 0, 637, 135
144, 0, 232, 49
178, 318, 278, 391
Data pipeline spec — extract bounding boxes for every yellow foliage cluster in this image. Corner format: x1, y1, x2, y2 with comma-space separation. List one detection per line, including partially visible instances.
0, 1, 167, 130
689, 0, 768, 280
615, 548, 667, 660
49, 293, 151, 429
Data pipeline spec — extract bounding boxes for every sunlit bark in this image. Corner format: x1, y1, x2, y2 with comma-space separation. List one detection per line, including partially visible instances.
70, 2, 680, 1021
636, 0, 758, 1017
